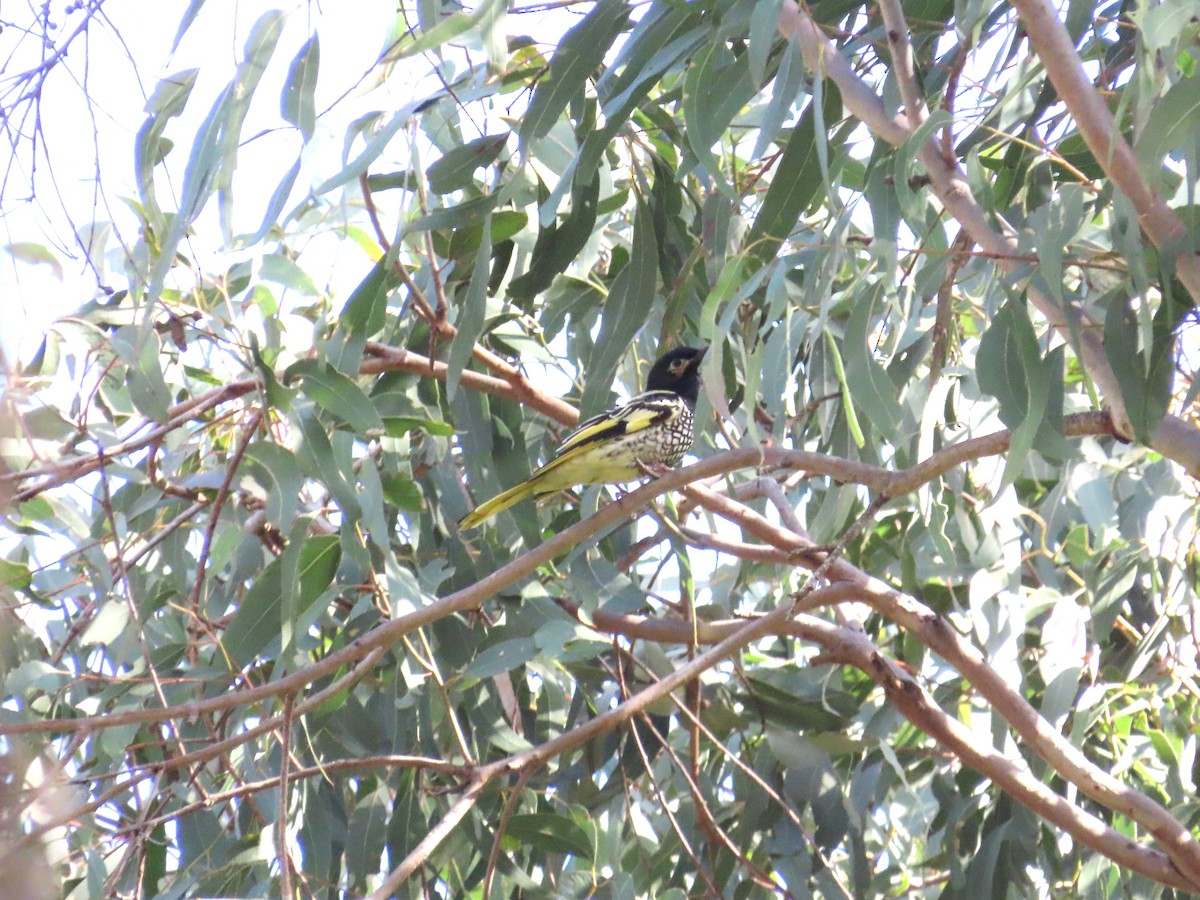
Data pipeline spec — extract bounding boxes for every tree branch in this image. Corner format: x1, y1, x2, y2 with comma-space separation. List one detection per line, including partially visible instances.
1004, 0, 1200, 304
0, 416, 1120, 738
878, 0, 928, 127
585, 606, 1195, 892
682, 481, 1200, 887
777, 0, 1200, 477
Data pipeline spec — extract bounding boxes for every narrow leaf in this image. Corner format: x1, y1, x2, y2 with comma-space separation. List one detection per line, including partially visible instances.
504, 814, 594, 859
747, 87, 839, 261
285, 359, 386, 435
426, 133, 509, 194
282, 34, 320, 142
520, 0, 632, 146
446, 211, 493, 400
580, 200, 658, 418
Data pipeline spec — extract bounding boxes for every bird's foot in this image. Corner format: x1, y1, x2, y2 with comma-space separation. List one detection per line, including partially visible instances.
635, 460, 674, 479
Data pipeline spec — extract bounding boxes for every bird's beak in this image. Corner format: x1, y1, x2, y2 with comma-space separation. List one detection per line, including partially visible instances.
689, 345, 709, 369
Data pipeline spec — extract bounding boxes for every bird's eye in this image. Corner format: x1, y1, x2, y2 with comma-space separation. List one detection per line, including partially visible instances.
669, 360, 685, 374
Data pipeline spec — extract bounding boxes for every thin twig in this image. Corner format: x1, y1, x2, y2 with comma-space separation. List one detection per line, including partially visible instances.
278, 693, 295, 900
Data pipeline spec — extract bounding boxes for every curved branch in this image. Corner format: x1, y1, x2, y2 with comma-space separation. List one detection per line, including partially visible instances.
1, 416, 1117, 738
777, 0, 1200, 477
585, 606, 1195, 892
878, 0, 927, 127
1005, 0, 1200, 304
682, 482, 1200, 888
5, 343, 579, 502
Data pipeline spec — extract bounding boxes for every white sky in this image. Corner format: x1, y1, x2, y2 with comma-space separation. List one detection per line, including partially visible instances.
0, 1, 578, 362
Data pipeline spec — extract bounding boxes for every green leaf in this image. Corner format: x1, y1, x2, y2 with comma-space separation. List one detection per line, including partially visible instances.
520, 0, 632, 147
222, 534, 339, 667
682, 41, 756, 194
504, 813, 594, 859
1103, 292, 1176, 443
382, 416, 454, 438
386, 771, 428, 872
404, 194, 501, 236
748, 0, 785, 85
260, 253, 318, 296
380, 471, 424, 511
540, 275, 605, 342
571, 4, 706, 189
893, 109, 952, 226
580, 199, 658, 418
109, 325, 172, 423
134, 69, 198, 222
464, 636, 538, 679
346, 785, 390, 877
282, 34, 320, 142
446, 211, 493, 401
370, 380, 455, 436
294, 405, 362, 520
212, 11, 287, 228
489, 210, 529, 244
747, 88, 840, 261
751, 39, 804, 160
356, 457, 390, 547
336, 258, 401, 356
297, 535, 341, 618
5, 242, 63, 280
145, 12, 285, 315
508, 174, 600, 304
977, 299, 1051, 487
285, 359, 386, 435
245, 158, 301, 244
842, 283, 902, 440
426, 133, 509, 194
824, 331, 864, 448
249, 331, 295, 412
1137, 65, 1200, 181
312, 109, 412, 197
1022, 185, 1086, 305
222, 556, 284, 667
169, 0, 207, 54
243, 443, 303, 527
0, 558, 32, 591
386, 0, 507, 63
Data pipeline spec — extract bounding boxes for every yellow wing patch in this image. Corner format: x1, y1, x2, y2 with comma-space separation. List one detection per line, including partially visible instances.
556, 391, 677, 455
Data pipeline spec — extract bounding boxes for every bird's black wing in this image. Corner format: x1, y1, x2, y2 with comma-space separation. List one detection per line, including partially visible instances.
553, 391, 682, 457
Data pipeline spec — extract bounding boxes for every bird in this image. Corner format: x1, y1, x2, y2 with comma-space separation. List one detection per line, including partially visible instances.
458, 345, 708, 530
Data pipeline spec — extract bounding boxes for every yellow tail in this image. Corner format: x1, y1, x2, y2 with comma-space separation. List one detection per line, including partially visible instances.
458, 442, 606, 531
458, 479, 538, 530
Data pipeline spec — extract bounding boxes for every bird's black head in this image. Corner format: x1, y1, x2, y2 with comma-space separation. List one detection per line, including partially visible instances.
645, 345, 707, 405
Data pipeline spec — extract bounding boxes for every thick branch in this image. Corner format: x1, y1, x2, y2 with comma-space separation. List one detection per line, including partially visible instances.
0, 416, 1119, 738
777, 0, 1200, 477
683, 483, 1200, 888
877, 0, 927, 127
1005, 0, 1200, 304
5, 344, 579, 502
585, 607, 1193, 892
